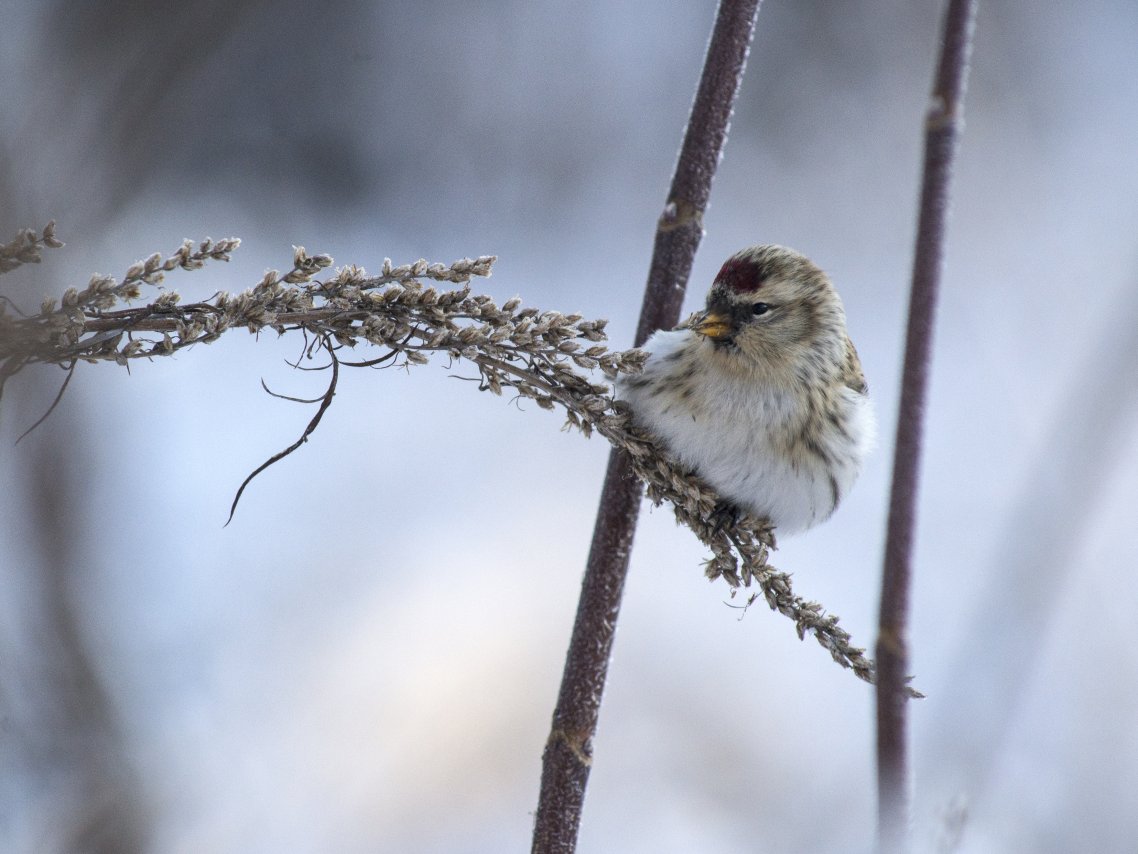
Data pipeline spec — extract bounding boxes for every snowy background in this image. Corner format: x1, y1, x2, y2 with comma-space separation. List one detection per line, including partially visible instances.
2, 2, 1137, 852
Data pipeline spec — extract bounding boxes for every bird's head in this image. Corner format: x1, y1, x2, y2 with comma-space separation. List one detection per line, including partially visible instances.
692, 244, 849, 378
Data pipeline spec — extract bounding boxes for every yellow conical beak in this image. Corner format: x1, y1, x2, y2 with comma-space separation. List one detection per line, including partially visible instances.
693, 311, 732, 341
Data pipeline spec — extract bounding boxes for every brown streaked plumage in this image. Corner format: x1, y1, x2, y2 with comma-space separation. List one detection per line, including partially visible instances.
617, 245, 874, 534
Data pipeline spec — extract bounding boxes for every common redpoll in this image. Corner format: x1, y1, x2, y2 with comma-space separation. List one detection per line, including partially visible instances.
617, 245, 874, 535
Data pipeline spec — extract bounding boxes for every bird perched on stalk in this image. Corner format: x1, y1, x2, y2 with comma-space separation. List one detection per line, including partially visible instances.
617, 244, 874, 535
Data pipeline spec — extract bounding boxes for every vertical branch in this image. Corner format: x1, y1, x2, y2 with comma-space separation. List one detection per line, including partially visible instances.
635, 0, 762, 348
876, 1, 977, 851
531, 2, 762, 852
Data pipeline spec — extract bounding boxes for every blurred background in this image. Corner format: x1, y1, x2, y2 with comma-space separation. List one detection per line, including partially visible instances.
2, 1, 1137, 852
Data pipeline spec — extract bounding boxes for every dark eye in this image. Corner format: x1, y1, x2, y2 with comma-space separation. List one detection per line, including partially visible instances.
751, 302, 771, 316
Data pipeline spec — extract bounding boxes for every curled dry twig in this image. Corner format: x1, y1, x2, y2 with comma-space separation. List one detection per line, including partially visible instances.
0, 225, 914, 692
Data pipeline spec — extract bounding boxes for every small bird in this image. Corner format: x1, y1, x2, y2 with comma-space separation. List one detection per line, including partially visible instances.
617, 245, 874, 535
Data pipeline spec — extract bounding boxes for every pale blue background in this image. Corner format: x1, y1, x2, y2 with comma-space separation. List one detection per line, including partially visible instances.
2, 2, 1136, 852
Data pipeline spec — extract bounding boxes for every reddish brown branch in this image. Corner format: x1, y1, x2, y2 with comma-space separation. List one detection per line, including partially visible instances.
531, 2, 763, 851
876, 1, 977, 851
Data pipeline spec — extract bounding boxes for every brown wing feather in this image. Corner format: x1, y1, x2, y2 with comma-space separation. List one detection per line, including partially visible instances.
842, 334, 869, 395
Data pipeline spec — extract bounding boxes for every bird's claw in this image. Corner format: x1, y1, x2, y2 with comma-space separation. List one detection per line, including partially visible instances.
708, 500, 741, 532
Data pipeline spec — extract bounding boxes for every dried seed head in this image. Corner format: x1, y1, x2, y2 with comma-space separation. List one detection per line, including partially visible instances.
0, 235, 889, 693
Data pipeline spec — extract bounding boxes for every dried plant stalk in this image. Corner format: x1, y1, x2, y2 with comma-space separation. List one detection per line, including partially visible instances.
0, 228, 898, 692
536, 1, 766, 849
876, 1, 978, 851
0, 220, 64, 274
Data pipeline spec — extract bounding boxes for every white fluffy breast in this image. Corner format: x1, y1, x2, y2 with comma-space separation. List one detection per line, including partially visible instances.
616, 328, 874, 534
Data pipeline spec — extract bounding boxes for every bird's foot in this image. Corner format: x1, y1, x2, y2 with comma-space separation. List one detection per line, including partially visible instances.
708, 500, 741, 532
